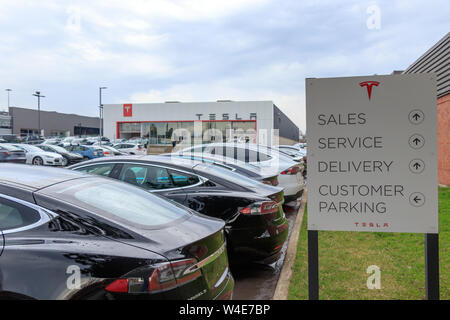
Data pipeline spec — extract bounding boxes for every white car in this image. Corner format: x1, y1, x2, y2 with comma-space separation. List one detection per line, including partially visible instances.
9, 143, 64, 166
113, 143, 146, 155
177, 143, 305, 203
97, 145, 124, 157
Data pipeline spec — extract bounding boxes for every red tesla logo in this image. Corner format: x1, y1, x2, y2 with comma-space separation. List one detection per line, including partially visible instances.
123, 104, 132, 117
359, 81, 380, 100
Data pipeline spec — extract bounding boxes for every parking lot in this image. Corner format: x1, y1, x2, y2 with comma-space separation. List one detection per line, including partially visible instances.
232, 201, 300, 300
0, 136, 307, 300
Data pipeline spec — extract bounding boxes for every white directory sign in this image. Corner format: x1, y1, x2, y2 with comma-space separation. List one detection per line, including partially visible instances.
306, 74, 438, 233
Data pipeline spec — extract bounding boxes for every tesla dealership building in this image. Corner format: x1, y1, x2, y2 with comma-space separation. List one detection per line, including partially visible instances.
102, 100, 300, 145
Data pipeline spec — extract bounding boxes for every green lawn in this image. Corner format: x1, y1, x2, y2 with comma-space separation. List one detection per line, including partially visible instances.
288, 187, 449, 300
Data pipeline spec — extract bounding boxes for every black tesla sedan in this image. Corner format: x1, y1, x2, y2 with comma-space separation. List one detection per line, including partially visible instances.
69, 155, 289, 264
0, 164, 233, 300
167, 154, 279, 186
36, 144, 84, 166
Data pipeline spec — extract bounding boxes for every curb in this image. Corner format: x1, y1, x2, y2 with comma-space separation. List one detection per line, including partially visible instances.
272, 189, 307, 300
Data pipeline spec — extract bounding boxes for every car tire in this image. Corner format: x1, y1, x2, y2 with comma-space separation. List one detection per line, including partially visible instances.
32, 157, 44, 166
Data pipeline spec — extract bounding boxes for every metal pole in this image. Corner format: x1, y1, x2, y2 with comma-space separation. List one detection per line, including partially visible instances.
6, 89, 11, 109
425, 233, 440, 300
99, 87, 107, 138
38, 96, 40, 135
99, 87, 102, 137
308, 230, 319, 300
33, 91, 45, 137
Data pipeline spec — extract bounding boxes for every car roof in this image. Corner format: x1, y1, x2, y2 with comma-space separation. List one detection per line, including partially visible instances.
0, 164, 88, 190
70, 154, 215, 172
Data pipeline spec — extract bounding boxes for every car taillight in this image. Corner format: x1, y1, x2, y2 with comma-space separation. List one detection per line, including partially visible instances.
0, 151, 8, 156
269, 193, 283, 204
262, 177, 279, 186
105, 259, 201, 294
240, 200, 279, 215
280, 166, 300, 175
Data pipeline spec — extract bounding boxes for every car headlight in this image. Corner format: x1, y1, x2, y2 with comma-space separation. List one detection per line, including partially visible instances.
44, 155, 54, 159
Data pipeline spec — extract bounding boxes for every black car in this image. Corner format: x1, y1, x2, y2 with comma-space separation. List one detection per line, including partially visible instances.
167, 154, 279, 186
69, 155, 289, 264
0, 144, 26, 164
22, 135, 44, 145
37, 144, 84, 166
0, 164, 233, 300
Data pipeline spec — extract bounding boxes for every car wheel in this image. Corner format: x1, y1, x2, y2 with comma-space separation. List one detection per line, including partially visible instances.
32, 157, 44, 166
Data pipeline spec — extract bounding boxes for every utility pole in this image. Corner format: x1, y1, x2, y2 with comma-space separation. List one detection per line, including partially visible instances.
99, 87, 107, 139
32, 91, 45, 137
5, 89, 12, 111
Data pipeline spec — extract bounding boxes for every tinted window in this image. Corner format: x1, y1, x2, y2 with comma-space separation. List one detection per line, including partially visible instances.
119, 164, 174, 190
39, 145, 51, 152
194, 163, 265, 188
0, 198, 41, 230
256, 151, 271, 161
49, 178, 190, 228
168, 170, 200, 187
75, 163, 115, 177
49, 145, 68, 153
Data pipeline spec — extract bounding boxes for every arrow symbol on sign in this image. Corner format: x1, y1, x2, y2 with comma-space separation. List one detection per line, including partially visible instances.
413, 138, 421, 145
413, 196, 421, 203
413, 162, 421, 170
412, 113, 421, 121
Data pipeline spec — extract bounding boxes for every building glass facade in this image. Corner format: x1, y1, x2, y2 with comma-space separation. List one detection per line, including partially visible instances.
117, 120, 257, 145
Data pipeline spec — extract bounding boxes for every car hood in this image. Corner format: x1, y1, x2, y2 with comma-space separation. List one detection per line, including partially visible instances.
40, 151, 63, 158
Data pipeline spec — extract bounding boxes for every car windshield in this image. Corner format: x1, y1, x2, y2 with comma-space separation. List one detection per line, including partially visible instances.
48, 145, 67, 153
13, 144, 42, 152
179, 154, 262, 174
193, 163, 264, 188
0, 144, 22, 151
50, 178, 191, 228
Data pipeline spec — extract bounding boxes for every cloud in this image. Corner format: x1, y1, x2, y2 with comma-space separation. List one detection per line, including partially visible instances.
0, 0, 448, 133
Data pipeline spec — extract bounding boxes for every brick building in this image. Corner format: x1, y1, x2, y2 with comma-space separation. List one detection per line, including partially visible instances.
404, 32, 450, 186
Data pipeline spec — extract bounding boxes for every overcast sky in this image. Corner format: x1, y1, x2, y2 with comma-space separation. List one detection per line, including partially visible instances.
0, 0, 449, 132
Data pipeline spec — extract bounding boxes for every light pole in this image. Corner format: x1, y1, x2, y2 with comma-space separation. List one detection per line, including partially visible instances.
99, 87, 107, 138
32, 91, 45, 137
5, 89, 12, 110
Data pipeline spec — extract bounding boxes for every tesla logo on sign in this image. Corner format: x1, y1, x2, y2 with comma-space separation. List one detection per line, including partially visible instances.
123, 104, 132, 117
359, 81, 380, 100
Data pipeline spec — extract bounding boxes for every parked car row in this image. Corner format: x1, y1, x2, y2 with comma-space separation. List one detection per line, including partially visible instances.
0, 142, 138, 167
0, 142, 305, 300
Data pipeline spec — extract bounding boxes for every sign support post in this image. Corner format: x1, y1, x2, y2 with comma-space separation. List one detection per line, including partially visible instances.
425, 233, 440, 300
308, 230, 319, 300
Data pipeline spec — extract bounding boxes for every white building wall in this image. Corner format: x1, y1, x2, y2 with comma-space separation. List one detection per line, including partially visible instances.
103, 101, 274, 141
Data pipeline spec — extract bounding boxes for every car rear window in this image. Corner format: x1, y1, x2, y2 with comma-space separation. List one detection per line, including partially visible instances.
193, 163, 264, 188
0, 144, 22, 151
46, 178, 191, 228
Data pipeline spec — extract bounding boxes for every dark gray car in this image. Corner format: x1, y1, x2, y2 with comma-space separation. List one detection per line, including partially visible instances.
0, 144, 26, 163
